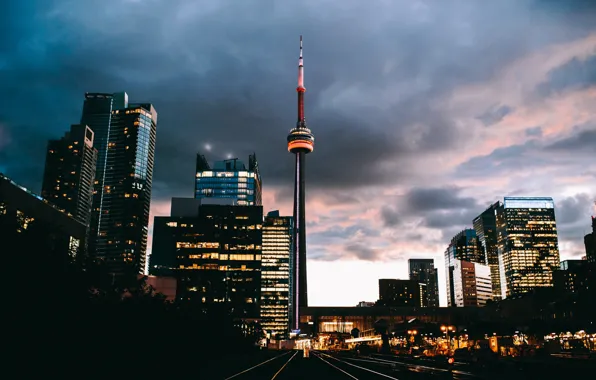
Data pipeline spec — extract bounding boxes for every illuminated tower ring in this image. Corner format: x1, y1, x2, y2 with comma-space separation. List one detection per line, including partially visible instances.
287, 127, 314, 153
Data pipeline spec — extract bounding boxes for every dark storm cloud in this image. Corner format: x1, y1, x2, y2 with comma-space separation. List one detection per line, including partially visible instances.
536, 54, 596, 96
546, 128, 596, 152
404, 187, 479, 212
2, 0, 594, 201
556, 193, 594, 225
381, 206, 400, 227
476, 104, 514, 127
344, 242, 383, 262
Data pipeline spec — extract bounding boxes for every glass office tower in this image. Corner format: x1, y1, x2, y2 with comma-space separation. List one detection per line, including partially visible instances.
451, 259, 492, 307
260, 211, 293, 336
95, 103, 157, 275
81, 92, 128, 255
41, 124, 97, 225
496, 197, 560, 298
195, 154, 262, 206
444, 229, 484, 307
473, 202, 502, 300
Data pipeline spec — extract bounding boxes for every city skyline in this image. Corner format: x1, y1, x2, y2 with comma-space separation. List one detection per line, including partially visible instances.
1, 1, 595, 306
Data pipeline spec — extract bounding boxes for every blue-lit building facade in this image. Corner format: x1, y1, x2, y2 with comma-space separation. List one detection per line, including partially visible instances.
496, 197, 560, 299
473, 202, 502, 300
444, 229, 484, 307
94, 103, 158, 276
195, 154, 262, 206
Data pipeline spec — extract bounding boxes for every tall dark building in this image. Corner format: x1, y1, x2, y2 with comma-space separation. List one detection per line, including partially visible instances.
287, 37, 315, 331
195, 154, 262, 206
473, 202, 502, 300
378, 279, 423, 307
496, 197, 560, 299
41, 124, 97, 225
261, 211, 293, 335
1, 173, 86, 260
408, 259, 439, 307
94, 103, 158, 276
553, 259, 595, 296
585, 216, 595, 264
80, 92, 128, 255
444, 229, 484, 307
150, 199, 263, 318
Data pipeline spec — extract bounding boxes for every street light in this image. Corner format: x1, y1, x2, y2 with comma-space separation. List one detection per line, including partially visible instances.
440, 325, 455, 353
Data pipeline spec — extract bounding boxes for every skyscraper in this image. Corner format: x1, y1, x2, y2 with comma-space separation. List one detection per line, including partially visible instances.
444, 229, 484, 307
473, 202, 502, 300
195, 154, 262, 206
94, 103, 157, 275
585, 216, 595, 264
451, 259, 492, 307
496, 197, 560, 298
408, 259, 439, 307
80, 92, 128, 255
41, 124, 97, 225
260, 210, 293, 336
287, 36, 315, 331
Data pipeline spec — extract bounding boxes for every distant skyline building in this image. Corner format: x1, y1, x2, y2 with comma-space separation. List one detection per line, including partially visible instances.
378, 279, 424, 307
473, 201, 502, 301
444, 228, 484, 307
496, 197, 560, 299
81, 92, 128, 255
94, 102, 158, 276
260, 210, 293, 336
553, 259, 595, 296
195, 154, 262, 206
408, 258, 439, 307
41, 124, 97, 225
451, 259, 492, 307
150, 199, 263, 318
287, 36, 315, 331
585, 216, 595, 264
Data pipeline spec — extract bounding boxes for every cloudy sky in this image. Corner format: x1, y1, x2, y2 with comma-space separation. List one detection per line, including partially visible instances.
1, 0, 595, 306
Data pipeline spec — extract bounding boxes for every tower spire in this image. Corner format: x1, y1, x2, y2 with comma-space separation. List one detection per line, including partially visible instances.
297, 35, 306, 126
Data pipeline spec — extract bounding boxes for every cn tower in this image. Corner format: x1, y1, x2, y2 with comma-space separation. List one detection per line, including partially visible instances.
287, 35, 314, 331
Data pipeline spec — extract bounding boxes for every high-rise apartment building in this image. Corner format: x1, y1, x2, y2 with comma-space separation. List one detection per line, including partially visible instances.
496, 197, 560, 298
473, 202, 502, 300
151, 200, 263, 318
378, 279, 424, 307
94, 102, 157, 275
444, 229, 484, 307
260, 210, 293, 336
408, 259, 439, 307
585, 217, 595, 264
451, 259, 492, 307
41, 124, 97, 225
81, 92, 128, 254
195, 154, 262, 206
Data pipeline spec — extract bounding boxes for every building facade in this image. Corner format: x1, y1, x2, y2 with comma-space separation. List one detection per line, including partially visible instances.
473, 202, 502, 301
151, 201, 263, 318
94, 103, 158, 276
553, 259, 595, 296
41, 124, 97, 225
452, 259, 492, 307
444, 229, 484, 307
496, 197, 560, 299
260, 210, 293, 336
408, 258, 439, 307
195, 154, 262, 206
378, 279, 424, 307
585, 217, 595, 264
1, 174, 86, 261
81, 92, 128, 255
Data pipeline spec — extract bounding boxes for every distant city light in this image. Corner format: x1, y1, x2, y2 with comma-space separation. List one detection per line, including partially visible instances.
204, 143, 212, 151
